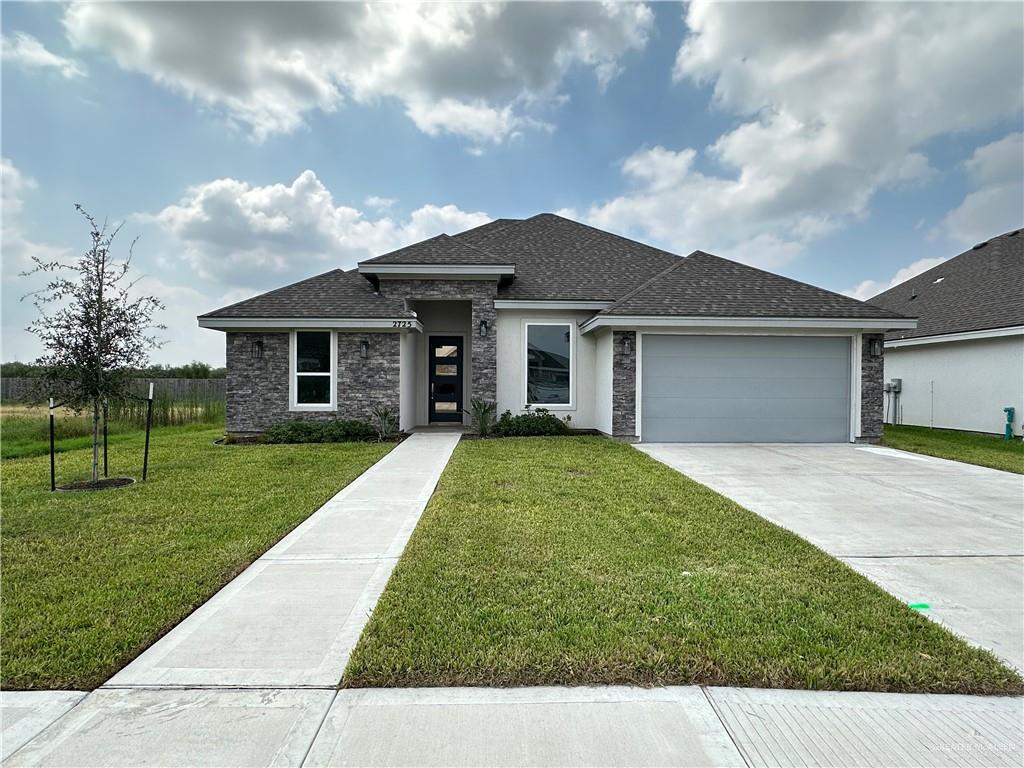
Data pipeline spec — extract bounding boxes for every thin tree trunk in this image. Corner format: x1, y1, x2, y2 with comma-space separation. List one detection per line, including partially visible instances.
92, 397, 100, 483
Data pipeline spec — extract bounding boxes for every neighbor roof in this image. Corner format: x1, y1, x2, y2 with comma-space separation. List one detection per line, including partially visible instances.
199, 269, 412, 319
869, 229, 1023, 340
601, 251, 907, 319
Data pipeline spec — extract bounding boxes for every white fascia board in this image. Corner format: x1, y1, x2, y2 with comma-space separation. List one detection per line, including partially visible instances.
885, 325, 1024, 348
493, 300, 611, 310
357, 263, 514, 278
197, 317, 423, 333
579, 315, 918, 333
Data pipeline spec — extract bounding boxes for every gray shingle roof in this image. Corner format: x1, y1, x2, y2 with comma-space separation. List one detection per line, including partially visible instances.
869, 229, 1023, 340
458, 213, 682, 300
601, 251, 908, 319
201, 213, 909, 323
362, 233, 509, 265
200, 269, 412, 319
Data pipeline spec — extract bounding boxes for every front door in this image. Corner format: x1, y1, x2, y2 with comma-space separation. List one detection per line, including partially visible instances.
429, 336, 464, 423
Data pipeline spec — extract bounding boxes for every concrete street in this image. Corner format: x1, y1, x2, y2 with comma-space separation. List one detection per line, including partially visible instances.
637, 443, 1024, 670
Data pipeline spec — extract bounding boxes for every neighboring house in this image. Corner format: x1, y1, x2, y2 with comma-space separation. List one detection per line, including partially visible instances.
870, 229, 1024, 436
198, 214, 914, 443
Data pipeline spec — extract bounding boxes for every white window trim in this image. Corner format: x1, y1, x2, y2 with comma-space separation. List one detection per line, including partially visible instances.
524, 321, 575, 410
289, 330, 337, 412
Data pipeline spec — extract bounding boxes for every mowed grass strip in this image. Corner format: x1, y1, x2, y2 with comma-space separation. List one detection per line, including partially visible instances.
345, 437, 1023, 694
1, 426, 390, 690
882, 424, 1024, 474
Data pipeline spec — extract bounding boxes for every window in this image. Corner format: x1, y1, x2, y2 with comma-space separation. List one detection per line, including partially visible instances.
526, 323, 572, 406
291, 331, 335, 409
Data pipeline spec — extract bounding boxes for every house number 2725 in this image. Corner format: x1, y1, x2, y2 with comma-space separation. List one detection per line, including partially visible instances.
392, 321, 413, 328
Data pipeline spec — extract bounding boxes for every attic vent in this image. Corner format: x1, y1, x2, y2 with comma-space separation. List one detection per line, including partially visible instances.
932, 276, 945, 284
972, 241, 988, 250
909, 292, 918, 300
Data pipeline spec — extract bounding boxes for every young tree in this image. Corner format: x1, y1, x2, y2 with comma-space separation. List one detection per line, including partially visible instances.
22, 205, 165, 484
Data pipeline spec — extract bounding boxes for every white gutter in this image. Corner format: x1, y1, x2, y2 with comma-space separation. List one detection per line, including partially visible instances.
493, 300, 612, 310
580, 315, 918, 333
885, 325, 1023, 348
357, 263, 514, 278
198, 317, 424, 332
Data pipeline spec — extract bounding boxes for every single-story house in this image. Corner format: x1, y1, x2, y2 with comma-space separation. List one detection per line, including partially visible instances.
199, 214, 916, 443
869, 228, 1023, 436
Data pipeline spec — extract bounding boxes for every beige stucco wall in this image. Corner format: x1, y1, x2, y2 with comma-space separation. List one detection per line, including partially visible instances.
495, 308, 599, 429
594, 330, 613, 435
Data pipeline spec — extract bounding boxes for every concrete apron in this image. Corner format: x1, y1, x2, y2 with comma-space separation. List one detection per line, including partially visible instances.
636, 442, 1024, 672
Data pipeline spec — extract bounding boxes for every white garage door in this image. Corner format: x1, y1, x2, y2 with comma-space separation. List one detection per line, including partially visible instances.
641, 335, 852, 443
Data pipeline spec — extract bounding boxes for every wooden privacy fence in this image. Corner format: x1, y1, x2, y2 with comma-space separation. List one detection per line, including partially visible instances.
1, 377, 226, 403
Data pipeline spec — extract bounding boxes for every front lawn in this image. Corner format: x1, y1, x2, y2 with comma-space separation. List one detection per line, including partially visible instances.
345, 437, 1022, 694
1, 426, 390, 690
882, 424, 1023, 474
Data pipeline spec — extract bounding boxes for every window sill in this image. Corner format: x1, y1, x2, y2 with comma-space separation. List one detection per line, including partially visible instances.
288, 405, 338, 413
526, 403, 574, 411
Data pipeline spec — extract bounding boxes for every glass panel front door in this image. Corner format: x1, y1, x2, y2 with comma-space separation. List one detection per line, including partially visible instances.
429, 336, 464, 422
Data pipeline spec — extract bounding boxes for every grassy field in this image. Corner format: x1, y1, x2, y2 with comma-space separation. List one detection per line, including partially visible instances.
882, 424, 1023, 474
345, 437, 1022, 694
1, 425, 391, 690
2, 401, 225, 460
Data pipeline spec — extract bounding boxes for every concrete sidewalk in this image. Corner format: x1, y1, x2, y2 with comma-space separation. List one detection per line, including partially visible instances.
5, 685, 1020, 766
104, 431, 461, 689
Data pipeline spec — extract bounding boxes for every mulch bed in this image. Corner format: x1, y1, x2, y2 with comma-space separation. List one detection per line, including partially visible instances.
56, 477, 136, 492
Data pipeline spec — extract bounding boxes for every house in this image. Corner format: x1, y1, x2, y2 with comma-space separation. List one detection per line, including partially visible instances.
198, 214, 915, 443
869, 229, 1023, 436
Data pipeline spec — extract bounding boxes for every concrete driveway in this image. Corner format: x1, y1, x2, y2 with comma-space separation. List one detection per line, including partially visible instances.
636, 443, 1024, 670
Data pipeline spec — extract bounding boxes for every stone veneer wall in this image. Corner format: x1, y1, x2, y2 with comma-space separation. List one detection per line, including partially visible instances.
611, 330, 637, 439
225, 331, 400, 434
377, 279, 498, 402
859, 332, 885, 443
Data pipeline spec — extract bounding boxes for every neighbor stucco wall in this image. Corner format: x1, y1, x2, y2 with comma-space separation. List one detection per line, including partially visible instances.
884, 334, 1024, 435
495, 308, 597, 428
225, 331, 400, 434
594, 330, 613, 435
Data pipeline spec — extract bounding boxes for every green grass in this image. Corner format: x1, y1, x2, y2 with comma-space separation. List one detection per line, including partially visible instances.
882, 424, 1024, 474
1, 425, 391, 690
345, 437, 1022, 694
1, 403, 224, 460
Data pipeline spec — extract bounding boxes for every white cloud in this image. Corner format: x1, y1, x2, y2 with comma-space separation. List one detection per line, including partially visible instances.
586, 2, 1023, 265
363, 196, 395, 211
1, 159, 70, 281
63, 1, 652, 143
152, 170, 490, 285
1, 32, 84, 78
940, 132, 1023, 246
844, 257, 948, 302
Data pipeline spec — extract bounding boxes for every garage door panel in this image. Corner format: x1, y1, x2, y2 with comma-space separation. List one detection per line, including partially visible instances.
643, 375, 850, 400
640, 335, 851, 443
642, 395, 851, 420
642, 416, 851, 443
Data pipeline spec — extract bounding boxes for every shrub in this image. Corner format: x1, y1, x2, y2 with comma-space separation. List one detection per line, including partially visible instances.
260, 419, 376, 444
371, 406, 399, 442
493, 407, 572, 437
466, 398, 497, 437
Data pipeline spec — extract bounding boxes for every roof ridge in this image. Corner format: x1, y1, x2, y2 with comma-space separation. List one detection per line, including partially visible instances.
599, 253, 692, 313
516, 213, 684, 260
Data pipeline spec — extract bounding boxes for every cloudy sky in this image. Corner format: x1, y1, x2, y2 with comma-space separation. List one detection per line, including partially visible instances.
2, 1, 1022, 365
